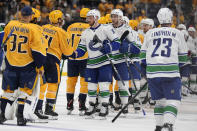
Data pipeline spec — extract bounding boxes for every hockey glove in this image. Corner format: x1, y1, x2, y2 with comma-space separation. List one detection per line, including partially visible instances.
69, 51, 77, 59
129, 42, 140, 54
119, 40, 129, 53
100, 40, 111, 54
62, 55, 68, 60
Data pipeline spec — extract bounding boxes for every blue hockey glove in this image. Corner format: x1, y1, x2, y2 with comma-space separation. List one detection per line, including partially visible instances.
119, 40, 129, 53
129, 42, 140, 54
100, 40, 111, 54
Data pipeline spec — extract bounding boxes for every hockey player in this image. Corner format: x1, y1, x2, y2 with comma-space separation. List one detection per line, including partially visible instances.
187, 27, 197, 92
66, 8, 90, 115
140, 18, 156, 106
70, 9, 121, 118
140, 8, 188, 131
30, 8, 49, 119
122, 16, 129, 26
177, 24, 186, 31
43, 10, 73, 119
179, 30, 190, 96
141, 18, 154, 34
110, 9, 141, 114
0, 6, 46, 125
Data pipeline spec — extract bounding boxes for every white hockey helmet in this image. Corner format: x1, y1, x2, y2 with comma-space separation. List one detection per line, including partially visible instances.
177, 24, 186, 30
188, 27, 196, 32
123, 16, 129, 25
111, 9, 123, 19
141, 18, 154, 27
87, 9, 101, 20
157, 8, 173, 24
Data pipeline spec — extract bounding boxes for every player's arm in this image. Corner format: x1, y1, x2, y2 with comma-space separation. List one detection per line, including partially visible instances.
0, 27, 4, 46
70, 31, 87, 58
104, 27, 120, 51
30, 27, 46, 69
59, 30, 74, 57
125, 30, 141, 54
2, 24, 11, 52
178, 31, 189, 67
140, 32, 149, 65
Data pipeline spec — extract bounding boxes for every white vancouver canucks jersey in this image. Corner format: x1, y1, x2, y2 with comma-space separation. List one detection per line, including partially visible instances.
109, 24, 141, 64
141, 27, 188, 78
78, 24, 119, 68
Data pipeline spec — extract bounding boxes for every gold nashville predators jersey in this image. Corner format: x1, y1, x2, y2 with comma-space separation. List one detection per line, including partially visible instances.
42, 24, 73, 62
67, 22, 89, 60
33, 24, 48, 50
3, 20, 46, 68
138, 33, 144, 44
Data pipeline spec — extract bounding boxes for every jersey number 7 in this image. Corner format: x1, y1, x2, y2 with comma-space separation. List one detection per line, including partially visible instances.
71, 34, 81, 47
45, 35, 53, 47
151, 38, 172, 57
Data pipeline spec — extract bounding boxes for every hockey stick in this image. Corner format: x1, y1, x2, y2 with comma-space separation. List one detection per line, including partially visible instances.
124, 59, 146, 115
120, 31, 146, 115
53, 60, 65, 110
112, 82, 148, 123
182, 82, 197, 95
1, 27, 14, 49
93, 33, 128, 86
108, 30, 131, 86
105, 54, 125, 86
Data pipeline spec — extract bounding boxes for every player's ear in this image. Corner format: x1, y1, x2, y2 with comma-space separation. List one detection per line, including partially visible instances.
58, 18, 63, 26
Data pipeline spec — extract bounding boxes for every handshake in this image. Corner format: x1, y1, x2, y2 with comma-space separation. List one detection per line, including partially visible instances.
100, 39, 139, 55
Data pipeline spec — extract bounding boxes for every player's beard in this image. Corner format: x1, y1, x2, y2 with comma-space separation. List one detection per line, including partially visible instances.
112, 20, 120, 27
88, 20, 95, 27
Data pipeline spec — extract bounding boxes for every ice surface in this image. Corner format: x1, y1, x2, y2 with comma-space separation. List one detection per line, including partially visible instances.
0, 75, 197, 131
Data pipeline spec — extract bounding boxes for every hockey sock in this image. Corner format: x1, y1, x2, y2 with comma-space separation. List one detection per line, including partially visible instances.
109, 93, 113, 104
67, 93, 74, 102
163, 100, 180, 125
115, 91, 121, 104
67, 77, 78, 94
78, 93, 87, 103
46, 99, 55, 105
17, 98, 25, 115
118, 81, 129, 104
88, 82, 97, 103
80, 77, 88, 94
99, 82, 110, 103
154, 100, 165, 126
0, 98, 8, 113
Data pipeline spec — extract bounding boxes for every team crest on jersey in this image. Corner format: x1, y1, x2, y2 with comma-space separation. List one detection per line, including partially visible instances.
88, 40, 102, 51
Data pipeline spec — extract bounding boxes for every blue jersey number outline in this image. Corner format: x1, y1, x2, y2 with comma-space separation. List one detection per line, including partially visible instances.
151, 38, 172, 57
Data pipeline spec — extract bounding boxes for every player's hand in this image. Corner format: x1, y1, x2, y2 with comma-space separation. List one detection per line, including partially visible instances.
119, 40, 129, 53
62, 54, 69, 60
100, 40, 111, 54
69, 51, 77, 59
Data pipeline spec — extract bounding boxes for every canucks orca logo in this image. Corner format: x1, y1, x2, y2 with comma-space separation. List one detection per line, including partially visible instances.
89, 40, 102, 51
